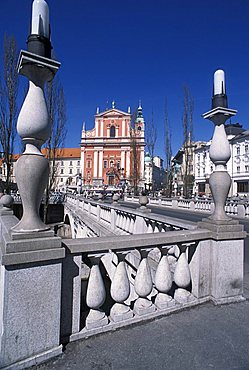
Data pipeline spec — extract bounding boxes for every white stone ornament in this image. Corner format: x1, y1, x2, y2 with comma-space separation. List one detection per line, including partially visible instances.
110, 257, 133, 322
174, 252, 191, 288
209, 125, 231, 168
134, 250, 155, 315
155, 254, 175, 310
174, 251, 195, 304
17, 80, 50, 155
86, 260, 108, 330
154, 255, 172, 293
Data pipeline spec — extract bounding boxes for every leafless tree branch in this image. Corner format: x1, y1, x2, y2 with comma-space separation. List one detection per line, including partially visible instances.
0, 35, 19, 194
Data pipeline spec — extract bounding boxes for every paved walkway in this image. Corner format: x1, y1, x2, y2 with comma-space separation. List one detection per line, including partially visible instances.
33, 299, 249, 370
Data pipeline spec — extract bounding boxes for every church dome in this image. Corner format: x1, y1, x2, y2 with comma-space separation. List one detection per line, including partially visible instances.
144, 152, 151, 163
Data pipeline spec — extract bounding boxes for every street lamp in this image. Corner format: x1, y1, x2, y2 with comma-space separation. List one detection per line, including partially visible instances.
12, 0, 60, 233
202, 70, 237, 221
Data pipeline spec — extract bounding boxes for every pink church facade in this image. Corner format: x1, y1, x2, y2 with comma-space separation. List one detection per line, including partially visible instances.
80, 104, 145, 190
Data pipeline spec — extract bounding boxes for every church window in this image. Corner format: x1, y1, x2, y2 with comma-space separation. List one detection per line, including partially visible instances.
110, 160, 114, 167
61, 168, 64, 174
110, 125, 115, 138
104, 160, 107, 168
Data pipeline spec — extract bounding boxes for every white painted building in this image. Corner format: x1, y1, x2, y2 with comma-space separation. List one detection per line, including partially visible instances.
144, 152, 165, 191
0, 148, 81, 192
194, 123, 249, 197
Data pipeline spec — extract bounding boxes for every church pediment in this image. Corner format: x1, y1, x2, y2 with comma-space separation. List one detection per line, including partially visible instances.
96, 108, 131, 118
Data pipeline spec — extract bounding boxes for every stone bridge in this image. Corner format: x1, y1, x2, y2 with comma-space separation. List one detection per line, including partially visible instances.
63, 194, 196, 239
0, 192, 246, 369
63, 193, 249, 240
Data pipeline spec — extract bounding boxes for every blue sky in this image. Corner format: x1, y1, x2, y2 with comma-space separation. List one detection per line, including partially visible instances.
1, 0, 249, 161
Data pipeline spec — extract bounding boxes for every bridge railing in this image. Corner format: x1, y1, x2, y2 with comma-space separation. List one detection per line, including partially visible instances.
124, 195, 249, 218
61, 224, 245, 343
0, 204, 245, 367
65, 194, 195, 238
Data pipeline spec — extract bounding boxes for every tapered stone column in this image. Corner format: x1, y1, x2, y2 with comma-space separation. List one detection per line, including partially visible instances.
202, 70, 237, 221
11, 52, 60, 233
198, 70, 246, 304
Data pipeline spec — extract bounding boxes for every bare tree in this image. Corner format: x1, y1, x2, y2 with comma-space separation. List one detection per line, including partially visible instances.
0, 35, 19, 194
129, 110, 140, 195
145, 110, 157, 193
182, 86, 194, 198
43, 77, 67, 223
164, 100, 172, 196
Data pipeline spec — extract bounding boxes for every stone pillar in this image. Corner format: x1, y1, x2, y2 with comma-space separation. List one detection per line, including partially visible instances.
0, 213, 65, 369
202, 70, 237, 222
197, 69, 246, 304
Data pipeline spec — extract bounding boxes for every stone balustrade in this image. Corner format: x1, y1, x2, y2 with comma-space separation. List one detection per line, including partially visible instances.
0, 200, 246, 367
124, 195, 249, 218
60, 223, 245, 343
65, 194, 195, 238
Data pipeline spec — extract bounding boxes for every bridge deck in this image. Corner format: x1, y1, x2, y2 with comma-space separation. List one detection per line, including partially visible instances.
34, 299, 249, 370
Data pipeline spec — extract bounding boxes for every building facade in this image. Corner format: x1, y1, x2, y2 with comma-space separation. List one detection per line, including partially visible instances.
194, 123, 249, 197
80, 103, 145, 190
50, 148, 81, 190
0, 148, 81, 192
144, 153, 166, 191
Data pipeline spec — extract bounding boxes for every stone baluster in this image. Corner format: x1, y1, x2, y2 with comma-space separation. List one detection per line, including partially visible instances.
121, 213, 126, 230
154, 247, 175, 309
128, 217, 135, 234
146, 222, 153, 234
110, 251, 133, 322
154, 223, 160, 233
174, 247, 194, 303
96, 204, 100, 222
134, 248, 155, 315
118, 213, 123, 229
86, 254, 108, 330
117, 212, 121, 229
124, 215, 130, 233
116, 212, 121, 229
107, 209, 111, 223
